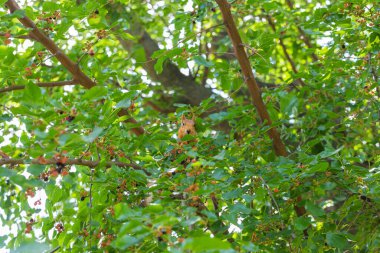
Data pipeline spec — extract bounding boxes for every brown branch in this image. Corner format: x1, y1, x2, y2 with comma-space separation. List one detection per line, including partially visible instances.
0, 157, 150, 175
5, 0, 96, 89
216, 0, 287, 157
265, 13, 306, 87
116, 29, 212, 105
0, 80, 77, 93
285, 0, 319, 62
0, 32, 32, 40
285, 0, 294, 9
216, 0, 307, 224
119, 109, 145, 136
145, 101, 174, 114
4, 0, 144, 136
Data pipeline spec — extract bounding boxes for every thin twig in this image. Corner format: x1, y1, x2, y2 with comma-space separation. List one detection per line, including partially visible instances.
264, 12, 306, 87
284, 0, 319, 62
88, 167, 94, 249
178, 23, 224, 44
0, 80, 77, 93
48, 246, 60, 253
259, 176, 281, 215
0, 32, 32, 40
0, 157, 150, 175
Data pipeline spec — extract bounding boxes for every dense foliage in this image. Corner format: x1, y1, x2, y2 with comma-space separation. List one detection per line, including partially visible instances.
0, 0, 379, 252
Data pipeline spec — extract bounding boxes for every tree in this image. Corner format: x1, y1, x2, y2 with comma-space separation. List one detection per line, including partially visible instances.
0, 0, 379, 252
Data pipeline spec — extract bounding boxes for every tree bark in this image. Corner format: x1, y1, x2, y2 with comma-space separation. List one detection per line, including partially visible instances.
215, 0, 306, 220
5, 0, 96, 89
215, 0, 287, 157
4, 0, 144, 136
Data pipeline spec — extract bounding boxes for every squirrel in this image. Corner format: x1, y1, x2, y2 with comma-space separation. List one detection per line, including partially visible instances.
143, 114, 199, 207
178, 114, 197, 140
177, 114, 200, 171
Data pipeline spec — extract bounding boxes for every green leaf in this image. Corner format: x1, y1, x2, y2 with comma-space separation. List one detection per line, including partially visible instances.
209, 112, 229, 122
154, 56, 166, 74
114, 203, 134, 220
13, 242, 50, 253
279, 92, 298, 115
319, 147, 343, 158
193, 55, 213, 67
82, 86, 108, 100
42, 1, 60, 11
23, 82, 42, 105
306, 202, 325, 217
182, 236, 231, 252
230, 202, 251, 214
309, 162, 329, 173
9, 174, 27, 187
9, 9, 26, 18
0, 236, 5, 247
59, 133, 85, 147
88, 15, 101, 25
82, 126, 103, 143
27, 164, 45, 176
119, 32, 136, 41
113, 115, 128, 124
115, 98, 131, 109
263, 2, 279, 11
294, 217, 310, 231
112, 235, 140, 250
133, 45, 146, 63
213, 150, 225, 160
326, 232, 348, 249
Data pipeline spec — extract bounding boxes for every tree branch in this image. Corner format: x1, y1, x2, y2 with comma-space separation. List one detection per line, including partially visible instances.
265, 13, 306, 87
4, 0, 145, 137
0, 32, 32, 40
216, 0, 287, 157
116, 28, 212, 105
285, 0, 319, 62
0, 157, 150, 175
216, 0, 307, 225
5, 0, 96, 89
119, 109, 145, 136
0, 80, 77, 93
145, 101, 175, 114
115, 16, 279, 105
216, 2, 307, 222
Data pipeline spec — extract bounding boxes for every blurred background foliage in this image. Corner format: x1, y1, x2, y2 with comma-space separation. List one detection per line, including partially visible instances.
0, 0, 379, 252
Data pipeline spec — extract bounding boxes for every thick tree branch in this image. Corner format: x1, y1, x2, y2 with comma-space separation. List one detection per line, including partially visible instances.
216, 0, 287, 157
116, 20, 280, 104
0, 157, 150, 175
116, 29, 212, 106
5, 0, 96, 89
216, 0, 308, 223
265, 13, 306, 87
0, 80, 77, 93
4, 0, 144, 136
